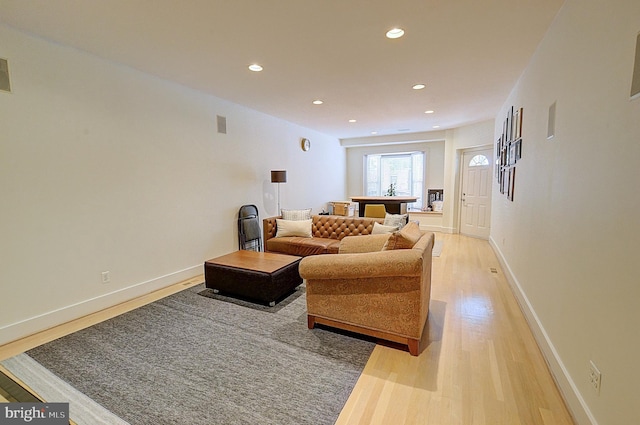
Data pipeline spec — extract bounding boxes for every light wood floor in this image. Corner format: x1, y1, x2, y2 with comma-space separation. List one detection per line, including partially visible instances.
336, 233, 574, 425
0, 234, 574, 425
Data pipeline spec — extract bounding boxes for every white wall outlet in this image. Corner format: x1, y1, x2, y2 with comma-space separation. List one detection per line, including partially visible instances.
589, 360, 601, 394
101, 271, 111, 284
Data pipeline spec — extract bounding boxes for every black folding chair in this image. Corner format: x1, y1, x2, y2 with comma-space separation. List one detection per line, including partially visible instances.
238, 204, 262, 251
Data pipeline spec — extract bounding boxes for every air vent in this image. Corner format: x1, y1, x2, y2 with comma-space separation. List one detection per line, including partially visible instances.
216, 115, 227, 134
0, 58, 11, 93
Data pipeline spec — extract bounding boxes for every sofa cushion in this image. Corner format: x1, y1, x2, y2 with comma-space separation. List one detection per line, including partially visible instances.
266, 236, 340, 256
383, 221, 422, 250
281, 208, 312, 221
275, 219, 312, 238
383, 213, 408, 229
371, 222, 398, 234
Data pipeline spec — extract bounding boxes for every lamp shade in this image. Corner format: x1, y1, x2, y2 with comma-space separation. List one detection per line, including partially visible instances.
270, 170, 287, 183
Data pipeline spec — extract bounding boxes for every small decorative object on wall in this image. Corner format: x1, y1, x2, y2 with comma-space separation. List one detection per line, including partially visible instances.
300, 138, 311, 151
496, 105, 522, 201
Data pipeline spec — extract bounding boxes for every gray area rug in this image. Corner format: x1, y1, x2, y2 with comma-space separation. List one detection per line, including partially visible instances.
21, 284, 375, 425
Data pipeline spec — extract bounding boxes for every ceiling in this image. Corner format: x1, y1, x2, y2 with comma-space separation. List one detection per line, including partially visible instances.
0, 0, 564, 140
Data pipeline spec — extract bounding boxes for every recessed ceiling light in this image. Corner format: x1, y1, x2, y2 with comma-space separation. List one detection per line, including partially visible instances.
349, 119, 357, 123
371, 131, 378, 135
386, 28, 405, 39
425, 110, 435, 114
248, 64, 263, 72
433, 125, 440, 129
413, 84, 426, 90
312, 100, 323, 105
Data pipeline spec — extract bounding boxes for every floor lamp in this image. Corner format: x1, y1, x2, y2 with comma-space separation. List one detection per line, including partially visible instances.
271, 170, 287, 215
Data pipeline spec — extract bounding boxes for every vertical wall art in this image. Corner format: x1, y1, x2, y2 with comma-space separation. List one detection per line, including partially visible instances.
496, 106, 523, 201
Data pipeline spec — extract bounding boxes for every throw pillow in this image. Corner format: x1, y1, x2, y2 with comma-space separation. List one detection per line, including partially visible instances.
371, 222, 398, 234
382, 221, 422, 250
383, 213, 407, 229
281, 208, 312, 221
275, 219, 312, 238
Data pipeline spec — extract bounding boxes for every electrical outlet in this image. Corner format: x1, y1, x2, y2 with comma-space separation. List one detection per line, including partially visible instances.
101, 271, 111, 284
589, 360, 601, 394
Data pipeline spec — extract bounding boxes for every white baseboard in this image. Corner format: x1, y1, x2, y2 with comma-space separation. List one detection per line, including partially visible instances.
488, 237, 597, 425
418, 224, 456, 233
0, 265, 202, 346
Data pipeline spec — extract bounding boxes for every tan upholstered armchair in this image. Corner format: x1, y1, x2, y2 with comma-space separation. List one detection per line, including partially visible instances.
299, 228, 435, 356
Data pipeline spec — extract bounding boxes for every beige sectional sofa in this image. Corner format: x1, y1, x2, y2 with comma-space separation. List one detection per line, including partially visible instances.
263, 213, 435, 356
299, 226, 434, 356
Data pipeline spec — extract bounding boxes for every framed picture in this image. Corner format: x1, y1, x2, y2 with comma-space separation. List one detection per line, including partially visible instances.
515, 139, 522, 160
508, 167, 516, 201
509, 142, 517, 165
512, 108, 519, 141
517, 107, 523, 138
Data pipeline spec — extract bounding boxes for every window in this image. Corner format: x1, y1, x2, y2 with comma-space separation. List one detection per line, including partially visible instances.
469, 154, 489, 167
365, 152, 425, 209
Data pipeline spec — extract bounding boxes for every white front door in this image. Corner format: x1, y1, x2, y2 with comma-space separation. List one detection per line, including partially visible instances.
460, 149, 493, 239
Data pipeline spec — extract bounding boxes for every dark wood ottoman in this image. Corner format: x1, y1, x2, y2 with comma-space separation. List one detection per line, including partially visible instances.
204, 250, 302, 306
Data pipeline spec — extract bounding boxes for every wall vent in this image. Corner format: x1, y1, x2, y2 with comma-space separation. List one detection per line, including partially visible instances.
0, 58, 11, 93
216, 115, 227, 134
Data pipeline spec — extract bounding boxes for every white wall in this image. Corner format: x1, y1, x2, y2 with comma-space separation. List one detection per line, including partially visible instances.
490, 1, 640, 424
443, 121, 495, 233
0, 25, 345, 345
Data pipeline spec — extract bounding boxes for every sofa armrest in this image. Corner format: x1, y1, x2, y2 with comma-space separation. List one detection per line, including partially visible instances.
262, 216, 280, 250
299, 249, 422, 280
338, 234, 391, 254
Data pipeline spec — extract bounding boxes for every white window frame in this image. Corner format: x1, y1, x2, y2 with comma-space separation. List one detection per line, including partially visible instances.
364, 151, 426, 210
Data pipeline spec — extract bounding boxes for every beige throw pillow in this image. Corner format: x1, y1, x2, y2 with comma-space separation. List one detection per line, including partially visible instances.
275, 219, 312, 238
371, 222, 398, 234
383, 213, 407, 229
281, 208, 312, 221
382, 221, 422, 250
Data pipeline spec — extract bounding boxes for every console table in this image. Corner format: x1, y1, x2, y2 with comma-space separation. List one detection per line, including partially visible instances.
350, 196, 418, 216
